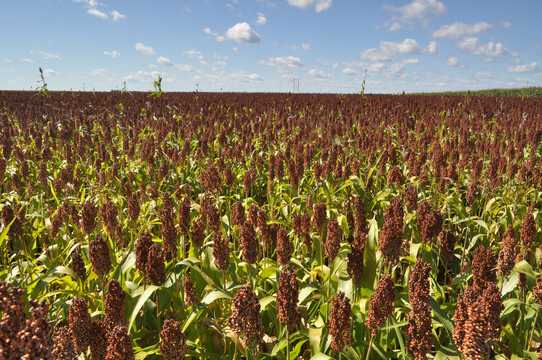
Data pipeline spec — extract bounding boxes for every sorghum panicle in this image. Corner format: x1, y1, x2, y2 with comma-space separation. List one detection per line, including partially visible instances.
497, 226, 516, 277
347, 231, 366, 283
89, 235, 111, 277
520, 213, 536, 251
227, 284, 265, 349
105, 279, 126, 331
68, 297, 92, 354
191, 218, 206, 250
276, 265, 300, 329
52, 325, 77, 360
105, 326, 134, 360
277, 227, 292, 266
407, 259, 432, 360
160, 319, 188, 360
71, 246, 87, 282
89, 320, 108, 360
366, 275, 395, 332
184, 277, 199, 307
146, 243, 166, 286
135, 232, 152, 276
325, 219, 342, 262
212, 232, 230, 271
240, 221, 258, 264
80, 201, 98, 235
328, 291, 353, 353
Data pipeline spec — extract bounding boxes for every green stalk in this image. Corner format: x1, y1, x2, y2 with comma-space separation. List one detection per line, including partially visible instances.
286, 325, 291, 360
527, 307, 539, 350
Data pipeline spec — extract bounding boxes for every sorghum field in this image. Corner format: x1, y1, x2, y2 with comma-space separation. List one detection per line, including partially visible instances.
0, 90, 541, 360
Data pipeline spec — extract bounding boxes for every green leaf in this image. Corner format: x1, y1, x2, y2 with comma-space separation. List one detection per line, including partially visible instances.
128, 285, 159, 331
430, 296, 454, 341
360, 218, 377, 291
200, 288, 233, 305
299, 284, 319, 304
259, 295, 276, 310
310, 352, 333, 360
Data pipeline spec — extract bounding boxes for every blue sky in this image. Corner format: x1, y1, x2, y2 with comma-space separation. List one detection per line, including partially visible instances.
1, 0, 541, 93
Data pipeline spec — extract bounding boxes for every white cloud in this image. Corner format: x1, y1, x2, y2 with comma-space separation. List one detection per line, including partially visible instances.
289, 43, 311, 51
122, 70, 166, 82
175, 64, 195, 72
287, 0, 332, 13
342, 67, 358, 75
475, 72, 495, 79
111, 10, 126, 22
2, 58, 12, 63
308, 69, 331, 78
104, 50, 120, 58
383, 0, 445, 30
360, 39, 423, 62
256, 13, 267, 25
157, 56, 195, 72
499, 20, 512, 29
157, 56, 174, 66
401, 58, 420, 64
367, 62, 386, 72
73, 0, 98, 7
90, 68, 107, 76
445, 56, 459, 66
21, 58, 35, 64
194, 71, 263, 84
259, 56, 303, 72
135, 43, 156, 55
506, 62, 541, 73
38, 51, 61, 60
88, 8, 109, 20
427, 41, 437, 55
455, 37, 517, 60
226, 22, 261, 44
432, 22, 492, 39
43, 69, 57, 76
203, 27, 225, 42
184, 49, 203, 58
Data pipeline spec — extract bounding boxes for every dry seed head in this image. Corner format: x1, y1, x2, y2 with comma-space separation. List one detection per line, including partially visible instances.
80, 201, 98, 235
104, 279, 126, 331
347, 231, 366, 283
184, 277, 199, 307
71, 246, 87, 282
191, 218, 206, 250
325, 219, 341, 261
313, 203, 327, 232
105, 326, 134, 360
146, 243, 166, 286
240, 221, 258, 264
89, 235, 111, 277
160, 319, 188, 360
227, 284, 265, 348
52, 325, 77, 360
497, 226, 516, 277
135, 232, 152, 276
89, 320, 108, 360
68, 297, 92, 354
520, 213, 536, 250
212, 232, 230, 271
276, 265, 300, 328
366, 275, 395, 331
276, 227, 292, 266
328, 291, 353, 353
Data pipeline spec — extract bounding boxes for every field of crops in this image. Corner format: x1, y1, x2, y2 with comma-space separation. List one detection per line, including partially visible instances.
0, 90, 541, 360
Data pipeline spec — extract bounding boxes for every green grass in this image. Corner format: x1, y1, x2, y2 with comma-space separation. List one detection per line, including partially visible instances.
410, 86, 542, 98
